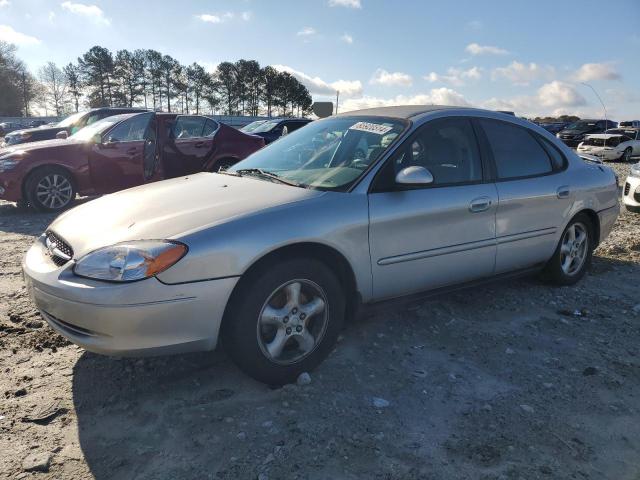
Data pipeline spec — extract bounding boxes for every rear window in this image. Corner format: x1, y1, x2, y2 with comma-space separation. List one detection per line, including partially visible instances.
480, 119, 553, 180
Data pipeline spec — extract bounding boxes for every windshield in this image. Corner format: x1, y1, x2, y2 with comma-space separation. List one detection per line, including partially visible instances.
227, 116, 408, 191
57, 111, 87, 128
566, 121, 596, 131
241, 120, 267, 132
69, 114, 129, 142
252, 120, 282, 133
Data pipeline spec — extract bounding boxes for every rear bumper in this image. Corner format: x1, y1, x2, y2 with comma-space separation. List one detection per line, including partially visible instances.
597, 204, 619, 243
22, 236, 238, 356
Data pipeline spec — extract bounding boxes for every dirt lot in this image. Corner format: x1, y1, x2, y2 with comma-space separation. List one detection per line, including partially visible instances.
1, 162, 639, 480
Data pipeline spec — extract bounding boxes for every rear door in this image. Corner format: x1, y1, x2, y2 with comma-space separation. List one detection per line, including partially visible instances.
477, 118, 570, 273
163, 116, 217, 177
89, 112, 155, 194
368, 117, 498, 300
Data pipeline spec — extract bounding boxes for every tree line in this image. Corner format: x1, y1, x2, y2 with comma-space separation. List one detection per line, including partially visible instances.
0, 42, 313, 118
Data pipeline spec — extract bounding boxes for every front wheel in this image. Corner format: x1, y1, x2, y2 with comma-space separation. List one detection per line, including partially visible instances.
541, 213, 593, 285
25, 167, 76, 213
621, 147, 633, 163
222, 258, 345, 385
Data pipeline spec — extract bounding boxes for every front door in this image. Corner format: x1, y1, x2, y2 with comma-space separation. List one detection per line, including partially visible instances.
476, 118, 571, 273
163, 116, 217, 177
89, 112, 155, 194
368, 117, 498, 300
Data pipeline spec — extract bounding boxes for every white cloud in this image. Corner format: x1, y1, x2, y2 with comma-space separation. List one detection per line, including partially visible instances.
425, 66, 482, 86
48, 11, 56, 22
492, 61, 555, 86
341, 88, 471, 112
0, 0, 10, 8
61, 1, 110, 25
328, 0, 361, 8
572, 62, 621, 82
341, 33, 353, 44
0, 24, 40, 46
297, 26, 317, 36
241, 11, 252, 21
465, 42, 508, 56
197, 12, 235, 23
370, 68, 413, 87
482, 81, 586, 116
273, 64, 363, 97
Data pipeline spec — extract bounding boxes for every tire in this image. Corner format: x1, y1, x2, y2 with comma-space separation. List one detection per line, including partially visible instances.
621, 147, 633, 163
25, 166, 76, 213
222, 257, 345, 385
541, 213, 594, 286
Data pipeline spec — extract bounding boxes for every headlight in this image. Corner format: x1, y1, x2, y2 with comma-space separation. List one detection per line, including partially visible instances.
73, 240, 187, 282
630, 164, 640, 179
0, 157, 19, 172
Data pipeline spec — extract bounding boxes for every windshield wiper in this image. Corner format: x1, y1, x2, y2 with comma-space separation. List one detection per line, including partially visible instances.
233, 168, 303, 187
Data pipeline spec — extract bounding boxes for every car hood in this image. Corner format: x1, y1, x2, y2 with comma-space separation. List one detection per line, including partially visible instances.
0, 138, 80, 160
49, 172, 324, 258
6, 125, 64, 138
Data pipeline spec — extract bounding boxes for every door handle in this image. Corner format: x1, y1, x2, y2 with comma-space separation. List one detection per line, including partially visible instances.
194, 142, 205, 148
469, 196, 492, 213
126, 147, 137, 155
557, 186, 570, 198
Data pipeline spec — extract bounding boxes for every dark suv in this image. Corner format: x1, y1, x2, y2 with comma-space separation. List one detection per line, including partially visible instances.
2, 107, 146, 146
249, 118, 312, 144
556, 119, 617, 148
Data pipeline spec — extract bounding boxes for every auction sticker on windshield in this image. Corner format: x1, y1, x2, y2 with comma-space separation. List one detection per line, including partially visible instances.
349, 122, 394, 135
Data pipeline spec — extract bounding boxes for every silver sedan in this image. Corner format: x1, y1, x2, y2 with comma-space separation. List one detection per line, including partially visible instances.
23, 106, 619, 384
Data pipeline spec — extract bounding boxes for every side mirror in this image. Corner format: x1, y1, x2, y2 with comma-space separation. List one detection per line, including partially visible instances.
56, 131, 69, 140
395, 166, 434, 186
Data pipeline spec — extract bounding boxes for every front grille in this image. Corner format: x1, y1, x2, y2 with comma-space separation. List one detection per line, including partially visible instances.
624, 182, 631, 196
45, 230, 74, 267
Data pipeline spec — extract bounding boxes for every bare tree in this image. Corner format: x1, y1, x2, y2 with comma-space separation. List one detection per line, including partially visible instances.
39, 62, 69, 115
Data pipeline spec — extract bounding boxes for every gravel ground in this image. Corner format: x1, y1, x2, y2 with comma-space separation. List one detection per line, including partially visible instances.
1, 162, 639, 480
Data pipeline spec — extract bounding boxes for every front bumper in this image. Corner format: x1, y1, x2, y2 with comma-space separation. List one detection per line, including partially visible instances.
22, 235, 238, 356
576, 148, 620, 161
623, 175, 640, 211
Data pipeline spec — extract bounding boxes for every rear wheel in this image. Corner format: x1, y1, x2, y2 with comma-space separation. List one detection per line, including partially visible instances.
25, 167, 76, 213
222, 258, 345, 385
541, 213, 593, 285
621, 147, 633, 163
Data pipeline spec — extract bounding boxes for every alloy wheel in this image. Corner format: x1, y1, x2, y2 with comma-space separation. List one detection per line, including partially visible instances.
35, 174, 73, 210
560, 222, 588, 276
257, 279, 329, 365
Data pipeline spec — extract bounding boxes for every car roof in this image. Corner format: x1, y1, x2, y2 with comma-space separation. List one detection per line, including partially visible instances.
336, 105, 470, 119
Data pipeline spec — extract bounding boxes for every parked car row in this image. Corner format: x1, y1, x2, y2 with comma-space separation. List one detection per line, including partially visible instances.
21, 105, 620, 384
556, 119, 618, 148
577, 128, 640, 162
0, 111, 265, 211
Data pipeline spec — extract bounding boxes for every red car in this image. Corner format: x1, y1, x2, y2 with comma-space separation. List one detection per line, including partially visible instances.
0, 112, 264, 212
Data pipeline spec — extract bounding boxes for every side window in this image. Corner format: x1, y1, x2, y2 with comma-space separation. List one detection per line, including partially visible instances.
105, 113, 153, 143
85, 112, 103, 126
374, 117, 482, 190
173, 116, 206, 139
480, 119, 552, 179
202, 119, 218, 136
537, 136, 566, 170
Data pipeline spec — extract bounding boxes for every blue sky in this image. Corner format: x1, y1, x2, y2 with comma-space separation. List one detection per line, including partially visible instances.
1, 0, 639, 118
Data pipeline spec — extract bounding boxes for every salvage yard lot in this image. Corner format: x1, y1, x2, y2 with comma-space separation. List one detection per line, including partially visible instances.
1, 163, 639, 480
